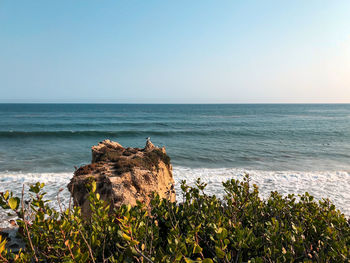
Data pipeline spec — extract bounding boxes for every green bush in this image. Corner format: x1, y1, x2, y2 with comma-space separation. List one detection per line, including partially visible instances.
0, 175, 349, 262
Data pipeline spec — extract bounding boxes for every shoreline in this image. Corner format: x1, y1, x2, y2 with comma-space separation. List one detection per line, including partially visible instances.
1, 167, 349, 227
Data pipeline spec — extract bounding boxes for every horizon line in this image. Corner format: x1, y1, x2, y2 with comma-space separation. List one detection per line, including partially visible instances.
1, 102, 350, 105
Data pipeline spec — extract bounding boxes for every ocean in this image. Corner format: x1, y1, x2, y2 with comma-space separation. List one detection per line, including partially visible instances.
0, 104, 350, 225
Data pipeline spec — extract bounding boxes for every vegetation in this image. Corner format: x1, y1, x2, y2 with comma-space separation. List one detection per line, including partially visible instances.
0, 175, 349, 262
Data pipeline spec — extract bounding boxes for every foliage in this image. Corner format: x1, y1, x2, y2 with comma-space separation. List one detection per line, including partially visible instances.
0, 175, 350, 262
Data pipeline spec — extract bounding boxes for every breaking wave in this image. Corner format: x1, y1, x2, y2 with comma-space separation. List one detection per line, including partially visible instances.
0, 168, 349, 227
0, 130, 268, 138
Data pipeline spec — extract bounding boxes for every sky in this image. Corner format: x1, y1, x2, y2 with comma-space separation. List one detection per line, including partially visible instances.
0, 0, 349, 103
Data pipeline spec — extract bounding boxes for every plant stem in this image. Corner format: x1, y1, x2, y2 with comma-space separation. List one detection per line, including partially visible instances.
21, 185, 38, 262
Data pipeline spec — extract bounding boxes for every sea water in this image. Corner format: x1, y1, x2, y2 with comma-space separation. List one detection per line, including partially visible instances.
0, 104, 350, 225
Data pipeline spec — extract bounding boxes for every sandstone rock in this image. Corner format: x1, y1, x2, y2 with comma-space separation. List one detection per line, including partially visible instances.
68, 139, 175, 217
91, 139, 124, 163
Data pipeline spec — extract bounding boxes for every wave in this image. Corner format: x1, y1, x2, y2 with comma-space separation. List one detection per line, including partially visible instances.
0, 172, 72, 227
0, 168, 349, 225
0, 130, 146, 138
0, 130, 268, 138
173, 168, 350, 217
1, 122, 176, 128
0, 126, 348, 140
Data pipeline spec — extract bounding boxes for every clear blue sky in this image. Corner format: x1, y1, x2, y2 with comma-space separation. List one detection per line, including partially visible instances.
0, 1, 349, 103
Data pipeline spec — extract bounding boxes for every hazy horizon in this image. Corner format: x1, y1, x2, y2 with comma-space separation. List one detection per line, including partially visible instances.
1, 1, 349, 103
1, 102, 350, 105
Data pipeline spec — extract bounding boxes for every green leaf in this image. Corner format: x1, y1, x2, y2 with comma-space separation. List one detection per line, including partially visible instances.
118, 230, 132, 242
3, 191, 9, 200
282, 247, 286, 254
8, 197, 19, 210
184, 257, 195, 263
91, 181, 97, 193
193, 243, 202, 254
216, 227, 228, 240
215, 246, 225, 259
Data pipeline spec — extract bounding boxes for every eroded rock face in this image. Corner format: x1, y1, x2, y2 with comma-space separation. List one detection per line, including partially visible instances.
68, 139, 175, 217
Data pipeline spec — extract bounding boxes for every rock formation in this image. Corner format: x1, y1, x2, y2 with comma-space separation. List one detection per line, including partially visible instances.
68, 139, 175, 217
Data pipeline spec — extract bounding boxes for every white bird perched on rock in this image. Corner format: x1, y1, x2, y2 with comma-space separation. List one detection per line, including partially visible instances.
145, 137, 155, 151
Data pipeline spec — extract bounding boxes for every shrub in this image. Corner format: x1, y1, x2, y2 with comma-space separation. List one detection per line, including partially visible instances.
0, 175, 349, 262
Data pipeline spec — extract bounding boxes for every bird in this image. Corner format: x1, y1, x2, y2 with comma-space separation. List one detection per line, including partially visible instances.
146, 137, 151, 142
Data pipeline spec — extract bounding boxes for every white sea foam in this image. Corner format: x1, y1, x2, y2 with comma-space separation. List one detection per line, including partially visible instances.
173, 168, 350, 217
0, 168, 349, 227
0, 172, 72, 228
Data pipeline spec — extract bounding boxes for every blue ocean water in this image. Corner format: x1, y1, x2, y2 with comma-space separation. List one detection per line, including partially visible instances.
1, 103, 350, 222
0, 103, 349, 172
